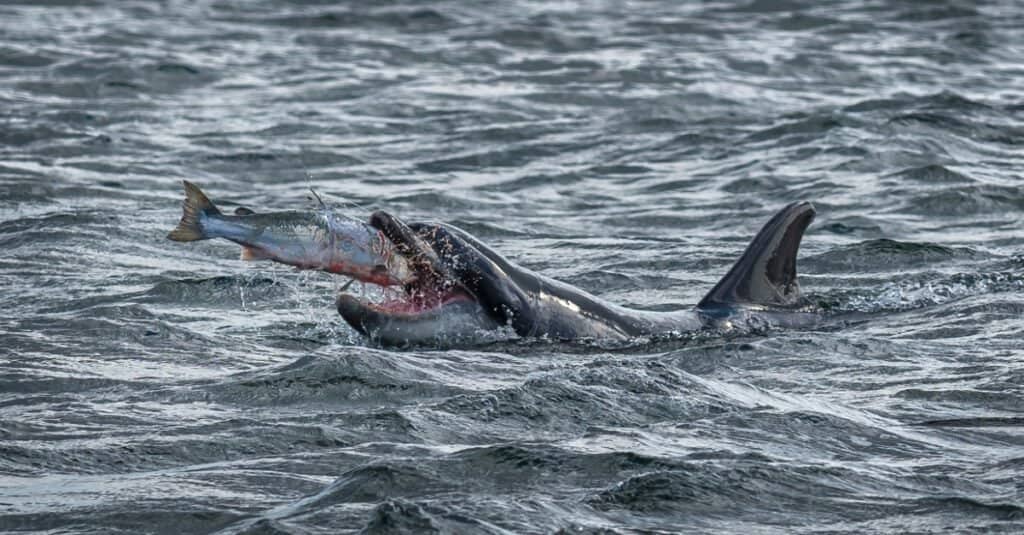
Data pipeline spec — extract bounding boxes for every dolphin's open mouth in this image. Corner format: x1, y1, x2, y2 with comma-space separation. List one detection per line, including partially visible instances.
336, 211, 476, 323
339, 277, 474, 316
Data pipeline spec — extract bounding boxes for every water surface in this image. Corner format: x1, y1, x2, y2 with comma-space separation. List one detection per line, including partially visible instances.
2, 1, 1023, 533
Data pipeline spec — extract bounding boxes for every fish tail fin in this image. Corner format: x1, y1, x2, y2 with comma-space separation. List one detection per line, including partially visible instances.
167, 180, 222, 242
698, 202, 815, 309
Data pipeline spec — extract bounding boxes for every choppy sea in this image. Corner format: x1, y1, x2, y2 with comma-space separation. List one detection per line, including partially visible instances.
2, 1, 1023, 533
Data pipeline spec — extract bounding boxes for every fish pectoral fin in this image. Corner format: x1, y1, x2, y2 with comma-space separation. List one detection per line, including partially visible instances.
240, 246, 272, 261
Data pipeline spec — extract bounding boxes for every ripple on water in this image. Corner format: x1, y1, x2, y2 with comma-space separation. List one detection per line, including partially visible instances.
203, 353, 469, 406
807, 239, 979, 272
2, 0, 1023, 532
902, 185, 1024, 217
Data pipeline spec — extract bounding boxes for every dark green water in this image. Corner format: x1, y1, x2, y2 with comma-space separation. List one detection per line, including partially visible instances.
1, 1, 1022, 533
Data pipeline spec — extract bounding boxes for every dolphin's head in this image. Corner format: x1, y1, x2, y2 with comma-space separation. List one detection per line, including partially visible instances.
335, 212, 507, 346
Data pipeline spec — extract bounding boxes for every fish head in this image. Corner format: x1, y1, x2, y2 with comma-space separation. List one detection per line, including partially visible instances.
337, 231, 416, 287
320, 211, 417, 287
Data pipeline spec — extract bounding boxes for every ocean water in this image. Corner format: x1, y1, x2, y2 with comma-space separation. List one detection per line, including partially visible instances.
2, 1, 1023, 533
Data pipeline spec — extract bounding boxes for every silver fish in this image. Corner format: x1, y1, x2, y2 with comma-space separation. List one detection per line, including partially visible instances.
167, 181, 413, 286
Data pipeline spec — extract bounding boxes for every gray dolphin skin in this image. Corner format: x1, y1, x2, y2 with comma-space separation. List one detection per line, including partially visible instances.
336, 202, 819, 346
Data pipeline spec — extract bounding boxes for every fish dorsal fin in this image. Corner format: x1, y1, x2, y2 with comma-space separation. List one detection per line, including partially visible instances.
697, 202, 815, 309
234, 207, 256, 216
309, 188, 326, 209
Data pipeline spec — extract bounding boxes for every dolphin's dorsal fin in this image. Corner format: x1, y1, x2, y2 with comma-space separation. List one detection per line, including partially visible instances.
697, 202, 815, 309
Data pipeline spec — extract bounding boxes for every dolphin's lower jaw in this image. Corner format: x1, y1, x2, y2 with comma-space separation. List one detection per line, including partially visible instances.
336, 202, 819, 346
336, 292, 503, 346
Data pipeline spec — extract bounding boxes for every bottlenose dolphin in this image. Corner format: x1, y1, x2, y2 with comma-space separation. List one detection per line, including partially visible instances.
336, 202, 819, 345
